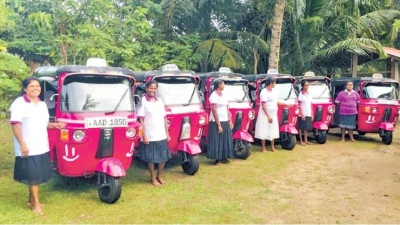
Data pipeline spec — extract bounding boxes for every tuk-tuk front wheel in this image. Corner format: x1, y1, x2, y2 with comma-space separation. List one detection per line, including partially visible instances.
382, 131, 393, 145
280, 132, 296, 150
233, 140, 251, 159
315, 130, 327, 144
97, 172, 122, 204
181, 153, 199, 175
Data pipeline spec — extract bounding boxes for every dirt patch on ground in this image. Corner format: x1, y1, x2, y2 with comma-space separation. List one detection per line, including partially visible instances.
253, 128, 400, 223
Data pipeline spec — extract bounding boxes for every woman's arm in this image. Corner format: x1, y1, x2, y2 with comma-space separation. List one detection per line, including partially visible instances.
11, 124, 29, 157
139, 117, 149, 144
164, 117, 170, 140
47, 122, 66, 129
211, 104, 222, 132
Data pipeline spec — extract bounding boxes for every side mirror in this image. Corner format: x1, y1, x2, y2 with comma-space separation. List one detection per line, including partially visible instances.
44, 91, 57, 109
198, 91, 204, 97
133, 94, 142, 101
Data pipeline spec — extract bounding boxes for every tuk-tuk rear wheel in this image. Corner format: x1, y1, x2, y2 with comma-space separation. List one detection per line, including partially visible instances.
232, 140, 251, 159
97, 173, 122, 204
181, 154, 199, 175
280, 132, 296, 150
315, 130, 327, 144
382, 131, 393, 145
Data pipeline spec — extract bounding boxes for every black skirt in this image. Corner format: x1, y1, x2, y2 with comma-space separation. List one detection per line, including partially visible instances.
138, 139, 172, 163
298, 116, 312, 130
14, 152, 52, 185
207, 121, 233, 160
339, 114, 357, 129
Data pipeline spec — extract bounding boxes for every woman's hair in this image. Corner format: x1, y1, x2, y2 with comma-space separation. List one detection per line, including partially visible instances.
265, 76, 276, 87
20, 76, 40, 96
212, 79, 224, 91
145, 80, 158, 89
300, 80, 309, 90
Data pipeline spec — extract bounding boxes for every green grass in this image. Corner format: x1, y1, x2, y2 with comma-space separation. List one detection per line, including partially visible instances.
0, 119, 291, 224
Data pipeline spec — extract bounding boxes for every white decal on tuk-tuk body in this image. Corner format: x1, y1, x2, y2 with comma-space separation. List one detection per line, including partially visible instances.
325, 115, 332, 123
63, 144, 80, 162
126, 142, 135, 157
194, 128, 202, 140
366, 115, 376, 124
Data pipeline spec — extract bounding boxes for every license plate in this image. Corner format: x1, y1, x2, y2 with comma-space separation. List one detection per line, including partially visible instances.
85, 117, 128, 128
377, 99, 398, 105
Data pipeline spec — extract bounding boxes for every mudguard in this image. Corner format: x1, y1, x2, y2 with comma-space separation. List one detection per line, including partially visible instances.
95, 158, 126, 177
313, 121, 329, 130
232, 130, 254, 142
379, 122, 395, 131
178, 140, 202, 155
280, 124, 298, 134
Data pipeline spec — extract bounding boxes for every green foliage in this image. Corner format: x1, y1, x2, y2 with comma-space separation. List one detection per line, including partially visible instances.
0, 51, 29, 114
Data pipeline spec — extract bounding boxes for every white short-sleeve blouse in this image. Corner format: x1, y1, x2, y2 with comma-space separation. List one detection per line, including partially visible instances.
137, 95, 167, 142
10, 95, 50, 156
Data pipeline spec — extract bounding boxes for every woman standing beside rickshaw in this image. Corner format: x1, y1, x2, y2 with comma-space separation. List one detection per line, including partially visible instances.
298, 80, 314, 145
255, 76, 293, 152
137, 80, 172, 186
335, 81, 360, 142
207, 79, 234, 165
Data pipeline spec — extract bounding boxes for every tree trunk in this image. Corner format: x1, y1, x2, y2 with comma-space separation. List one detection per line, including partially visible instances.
268, 0, 286, 70
253, 49, 259, 74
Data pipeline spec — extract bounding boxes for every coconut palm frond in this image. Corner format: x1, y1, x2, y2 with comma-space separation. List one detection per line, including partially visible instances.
159, 0, 197, 38
201, 31, 269, 53
388, 19, 400, 45
312, 38, 384, 60
359, 10, 400, 38
194, 39, 242, 69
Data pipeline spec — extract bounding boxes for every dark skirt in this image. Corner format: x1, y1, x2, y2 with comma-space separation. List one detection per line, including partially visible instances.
298, 116, 312, 130
207, 121, 233, 160
339, 114, 357, 129
138, 139, 172, 163
14, 152, 52, 185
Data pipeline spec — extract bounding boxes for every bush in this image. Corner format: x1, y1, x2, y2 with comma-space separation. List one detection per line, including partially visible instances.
0, 51, 30, 117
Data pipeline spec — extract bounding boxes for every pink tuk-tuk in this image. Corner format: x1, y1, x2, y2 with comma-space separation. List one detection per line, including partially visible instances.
135, 64, 207, 175
32, 62, 142, 204
330, 74, 400, 144
248, 70, 300, 150
294, 71, 335, 144
199, 68, 254, 159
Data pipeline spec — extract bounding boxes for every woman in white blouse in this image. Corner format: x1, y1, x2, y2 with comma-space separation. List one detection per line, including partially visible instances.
298, 80, 313, 145
207, 79, 233, 165
255, 76, 292, 152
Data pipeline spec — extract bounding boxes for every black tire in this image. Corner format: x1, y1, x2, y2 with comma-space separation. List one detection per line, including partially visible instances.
98, 173, 122, 204
280, 132, 296, 150
382, 131, 393, 145
315, 130, 327, 144
181, 154, 199, 175
358, 131, 366, 136
232, 140, 251, 159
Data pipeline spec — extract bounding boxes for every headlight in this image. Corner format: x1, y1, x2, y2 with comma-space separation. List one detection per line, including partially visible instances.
295, 108, 300, 115
199, 116, 206, 125
166, 119, 171, 128
248, 111, 255, 120
328, 106, 335, 113
126, 127, 136, 138
372, 107, 378, 114
72, 130, 85, 142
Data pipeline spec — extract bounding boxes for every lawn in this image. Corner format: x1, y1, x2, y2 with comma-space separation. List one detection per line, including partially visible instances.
0, 119, 289, 224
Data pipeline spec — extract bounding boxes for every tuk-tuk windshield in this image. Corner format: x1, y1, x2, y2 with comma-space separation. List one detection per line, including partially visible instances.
308, 82, 331, 99
363, 82, 399, 100
261, 79, 297, 99
156, 76, 201, 106
222, 81, 249, 102
61, 75, 134, 112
